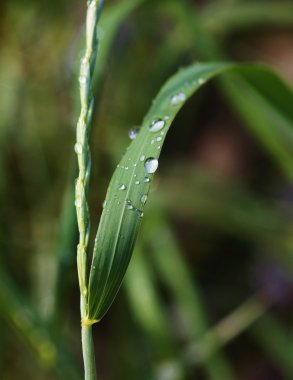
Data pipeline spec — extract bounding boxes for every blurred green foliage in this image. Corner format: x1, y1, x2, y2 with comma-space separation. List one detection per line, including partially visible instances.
0, 0, 292, 379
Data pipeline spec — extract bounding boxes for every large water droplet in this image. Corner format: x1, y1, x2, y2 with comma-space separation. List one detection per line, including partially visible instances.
144, 157, 159, 174
170, 92, 186, 105
119, 184, 127, 191
74, 143, 83, 155
149, 119, 165, 133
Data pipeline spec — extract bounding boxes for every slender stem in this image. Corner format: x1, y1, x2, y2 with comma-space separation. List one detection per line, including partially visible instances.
75, 1, 104, 379
82, 325, 97, 380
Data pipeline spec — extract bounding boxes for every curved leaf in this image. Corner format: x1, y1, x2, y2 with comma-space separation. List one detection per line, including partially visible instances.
87, 62, 293, 321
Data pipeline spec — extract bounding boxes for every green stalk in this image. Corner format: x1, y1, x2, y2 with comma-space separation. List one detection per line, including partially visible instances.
82, 325, 97, 380
75, 1, 104, 379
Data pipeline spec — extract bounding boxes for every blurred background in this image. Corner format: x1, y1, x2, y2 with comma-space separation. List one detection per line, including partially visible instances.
0, 0, 292, 379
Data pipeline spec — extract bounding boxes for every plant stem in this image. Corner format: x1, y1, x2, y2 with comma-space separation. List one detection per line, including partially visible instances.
75, 1, 104, 379
82, 325, 97, 380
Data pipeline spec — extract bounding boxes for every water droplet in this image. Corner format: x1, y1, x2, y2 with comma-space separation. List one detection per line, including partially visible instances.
140, 155, 145, 161
74, 143, 83, 154
136, 210, 144, 218
157, 146, 161, 149
125, 166, 129, 170
144, 157, 158, 174
151, 139, 155, 145
141, 195, 147, 204
144, 176, 150, 183
126, 200, 134, 210
149, 119, 165, 133
128, 128, 138, 140
119, 184, 126, 191
170, 92, 186, 105
75, 198, 82, 208
79, 76, 86, 84
133, 163, 137, 167
164, 116, 170, 121
160, 131, 164, 136
135, 180, 140, 185
198, 77, 206, 85
156, 136, 162, 142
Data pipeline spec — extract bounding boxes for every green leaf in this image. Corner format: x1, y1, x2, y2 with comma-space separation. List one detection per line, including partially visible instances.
87, 62, 293, 321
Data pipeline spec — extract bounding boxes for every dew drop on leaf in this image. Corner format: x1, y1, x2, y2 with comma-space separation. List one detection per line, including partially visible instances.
141, 195, 147, 204
136, 210, 144, 218
170, 92, 186, 105
149, 119, 165, 133
119, 184, 127, 191
128, 128, 137, 140
144, 158, 159, 174
126, 200, 134, 210
198, 78, 206, 85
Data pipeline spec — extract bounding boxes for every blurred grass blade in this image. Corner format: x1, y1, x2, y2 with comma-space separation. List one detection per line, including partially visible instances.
87, 62, 293, 322
251, 313, 293, 378
170, 1, 293, 177
0, 267, 81, 380
223, 72, 293, 176
125, 241, 177, 358
125, 241, 185, 380
145, 211, 236, 380
201, 1, 293, 36
93, 0, 145, 88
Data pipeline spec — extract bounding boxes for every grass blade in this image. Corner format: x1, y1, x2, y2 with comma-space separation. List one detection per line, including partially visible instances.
87, 62, 293, 322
